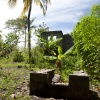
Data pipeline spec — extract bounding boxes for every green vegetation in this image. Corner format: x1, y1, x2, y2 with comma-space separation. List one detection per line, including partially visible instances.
72, 4, 100, 79
0, 45, 99, 99
0, 3, 100, 100
0, 65, 30, 100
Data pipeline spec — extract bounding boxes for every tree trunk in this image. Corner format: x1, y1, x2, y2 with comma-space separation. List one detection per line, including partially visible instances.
24, 26, 27, 50
28, 0, 32, 64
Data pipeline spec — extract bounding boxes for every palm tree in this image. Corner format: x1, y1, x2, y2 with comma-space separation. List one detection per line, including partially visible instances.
8, 0, 50, 63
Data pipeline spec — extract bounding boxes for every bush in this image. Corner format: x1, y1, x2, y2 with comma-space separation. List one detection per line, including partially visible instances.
72, 15, 100, 78
13, 50, 24, 62
30, 47, 44, 64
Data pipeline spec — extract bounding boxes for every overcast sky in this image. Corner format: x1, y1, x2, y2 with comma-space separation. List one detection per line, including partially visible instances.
0, 0, 99, 47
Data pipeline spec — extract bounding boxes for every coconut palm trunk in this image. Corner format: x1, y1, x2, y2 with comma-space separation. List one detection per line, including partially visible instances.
28, 0, 32, 64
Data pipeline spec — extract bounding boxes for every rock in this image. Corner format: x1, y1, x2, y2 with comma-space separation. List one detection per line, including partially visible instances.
52, 74, 60, 83
11, 94, 16, 99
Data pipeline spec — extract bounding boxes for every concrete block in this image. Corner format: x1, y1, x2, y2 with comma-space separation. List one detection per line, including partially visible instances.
69, 73, 89, 88
30, 72, 48, 83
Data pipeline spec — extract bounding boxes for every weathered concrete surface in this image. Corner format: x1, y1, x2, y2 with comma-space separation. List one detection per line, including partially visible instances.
30, 69, 55, 95
30, 70, 89, 100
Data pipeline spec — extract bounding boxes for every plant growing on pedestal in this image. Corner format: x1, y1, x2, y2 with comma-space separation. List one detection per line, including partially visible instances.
44, 45, 74, 69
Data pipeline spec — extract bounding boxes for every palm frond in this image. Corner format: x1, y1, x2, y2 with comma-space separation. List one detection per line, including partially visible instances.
34, 0, 51, 15
63, 46, 74, 57
21, 0, 31, 18
30, 17, 36, 25
8, 0, 17, 8
36, 35, 46, 43
49, 38, 62, 47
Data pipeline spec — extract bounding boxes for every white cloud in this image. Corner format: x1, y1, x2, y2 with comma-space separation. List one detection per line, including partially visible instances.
0, 0, 99, 47
30, 0, 99, 33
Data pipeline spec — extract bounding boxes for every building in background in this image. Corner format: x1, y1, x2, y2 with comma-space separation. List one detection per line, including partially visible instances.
41, 31, 73, 53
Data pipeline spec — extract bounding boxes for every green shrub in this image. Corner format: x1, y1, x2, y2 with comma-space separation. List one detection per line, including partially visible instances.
72, 15, 100, 78
61, 68, 73, 82
30, 47, 44, 64
13, 50, 24, 62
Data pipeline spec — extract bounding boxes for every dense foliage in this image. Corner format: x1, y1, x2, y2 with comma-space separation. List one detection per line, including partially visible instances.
72, 4, 100, 78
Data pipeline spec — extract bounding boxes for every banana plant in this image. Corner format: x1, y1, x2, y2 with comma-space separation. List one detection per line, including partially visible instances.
37, 34, 62, 56
44, 46, 74, 61
44, 45, 74, 69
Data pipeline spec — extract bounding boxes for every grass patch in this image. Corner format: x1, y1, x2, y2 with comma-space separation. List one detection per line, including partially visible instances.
0, 64, 30, 100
